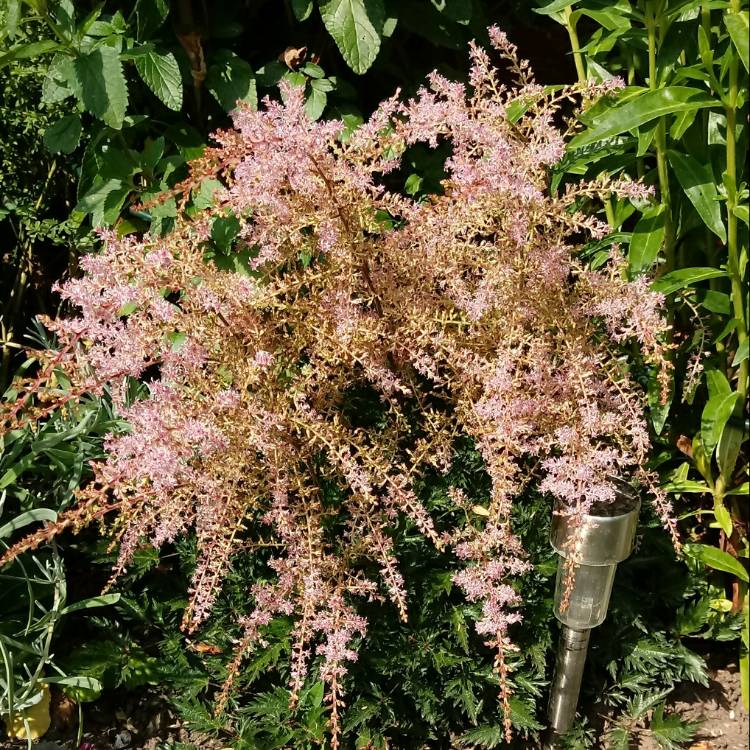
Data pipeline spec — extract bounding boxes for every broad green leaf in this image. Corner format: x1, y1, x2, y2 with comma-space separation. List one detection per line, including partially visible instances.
42, 52, 74, 104
714, 501, 733, 536
43, 113, 82, 154
734, 204, 749, 226
661, 479, 710, 493
60, 593, 121, 615
705, 368, 731, 399
4, 0, 20, 39
319, 0, 384, 75
668, 150, 726, 242
534, 0, 576, 16
45, 676, 103, 691
570, 87, 716, 148
0, 509, 58, 539
73, 46, 128, 129
135, 50, 183, 111
74, 179, 124, 215
718, 421, 743, 480
725, 11, 749, 73
651, 267, 727, 294
0, 40, 60, 70
726, 483, 749, 496
685, 543, 749, 583
304, 84, 327, 121
291, 0, 314, 21
136, 0, 169, 40
629, 204, 665, 272
732, 339, 748, 366
701, 390, 739, 458
206, 50, 257, 111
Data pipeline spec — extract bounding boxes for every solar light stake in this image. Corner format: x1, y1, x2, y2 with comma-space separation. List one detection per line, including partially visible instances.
548, 480, 640, 735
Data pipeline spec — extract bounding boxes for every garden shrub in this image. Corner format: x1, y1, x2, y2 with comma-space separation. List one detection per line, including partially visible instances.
2, 29, 678, 746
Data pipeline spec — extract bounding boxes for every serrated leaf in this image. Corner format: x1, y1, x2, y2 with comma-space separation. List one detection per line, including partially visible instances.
320, 0, 384, 75
73, 46, 128, 129
651, 267, 727, 294
43, 113, 82, 154
206, 50, 256, 111
570, 87, 716, 148
42, 53, 75, 104
135, 49, 183, 111
650, 703, 697, 750
668, 150, 726, 242
725, 11, 749, 73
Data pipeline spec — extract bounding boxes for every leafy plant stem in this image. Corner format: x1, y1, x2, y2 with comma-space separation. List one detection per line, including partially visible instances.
563, 6, 586, 84
646, 2, 675, 273
724, 0, 748, 400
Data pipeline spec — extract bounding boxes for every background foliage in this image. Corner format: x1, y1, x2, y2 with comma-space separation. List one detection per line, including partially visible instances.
0, 0, 747, 748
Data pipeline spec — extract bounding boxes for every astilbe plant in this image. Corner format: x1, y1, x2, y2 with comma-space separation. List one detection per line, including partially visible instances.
1, 29, 675, 745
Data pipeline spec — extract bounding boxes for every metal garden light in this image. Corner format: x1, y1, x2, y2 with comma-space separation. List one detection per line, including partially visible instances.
547, 479, 641, 736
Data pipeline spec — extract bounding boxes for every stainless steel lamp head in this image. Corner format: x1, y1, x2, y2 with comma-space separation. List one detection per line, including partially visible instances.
550, 479, 640, 630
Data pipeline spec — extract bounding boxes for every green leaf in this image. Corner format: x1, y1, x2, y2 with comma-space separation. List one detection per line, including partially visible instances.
706, 368, 731, 399
74, 179, 124, 215
629, 204, 665, 273
726, 482, 748, 496
714, 501, 733, 536
668, 150, 726, 242
0, 509, 58, 539
718, 420, 744, 479
206, 50, 257, 111
291, 0, 314, 21
73, 46, 128, 129
45, 675, 103, 691
42, 53, 75, 104
134, 49, 183, 111
732, 339, 748, 366
650, 703, 697, 750
701, 390, 739, 458
211, 213, 241, 252
60, 593, 121, 615
725, 11, 749, 73
651, 267, 727, 294
734, 204, 749, 226
43, 113, 82, 154
304, 84, 327, 121
319, 0, 384, 75
661, 479, 710, 493
136, 0, 170, 40
685, 543, 748, 583
534, 0, 576, 16
570, 87, 716, 148
4, 0, 20, 39
0, 40, 60, 70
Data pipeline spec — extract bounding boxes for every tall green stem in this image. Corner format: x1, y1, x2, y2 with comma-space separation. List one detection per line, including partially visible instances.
725, 0, 748, 399
563, 7, 587, 85
646, 2, 676, 273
